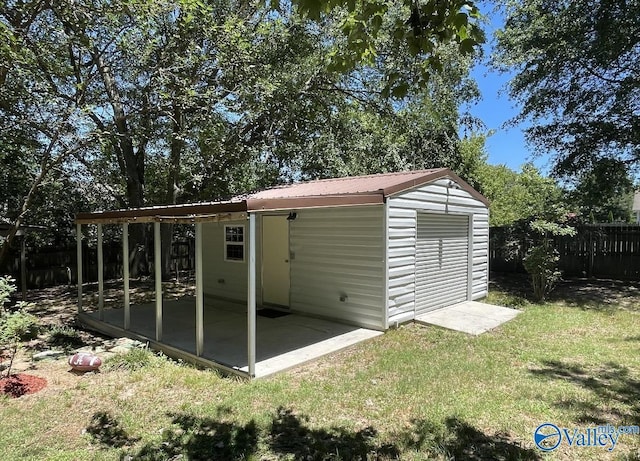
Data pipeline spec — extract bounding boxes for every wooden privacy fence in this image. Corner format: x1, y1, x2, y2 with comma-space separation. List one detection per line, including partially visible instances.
1, 239, 195, 289
490, 224, 640, 279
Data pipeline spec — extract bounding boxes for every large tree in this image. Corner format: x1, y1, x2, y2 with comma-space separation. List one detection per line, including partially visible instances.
494, 0, 640, 178
478, 163, 564, 227
1, 0, 484, 275
566, 158, 634, 222
283, 0, 485, 97
0, 0, 97, 265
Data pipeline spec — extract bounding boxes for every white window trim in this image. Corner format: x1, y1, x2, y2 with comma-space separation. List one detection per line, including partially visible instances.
223, 224, 245, 263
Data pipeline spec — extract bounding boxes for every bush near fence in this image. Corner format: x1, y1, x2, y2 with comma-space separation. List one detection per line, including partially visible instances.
0, 239, 195, 289
490, 224, 640, 279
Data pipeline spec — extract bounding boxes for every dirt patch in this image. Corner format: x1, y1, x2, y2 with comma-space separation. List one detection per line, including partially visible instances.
490, 272, 640, 310
26, 277, 194, 324
2, 279, 185, 385
0, 373, 47, 398
551, 278, 640, 310
18, 278, 196, 356
489, 272, 531, 298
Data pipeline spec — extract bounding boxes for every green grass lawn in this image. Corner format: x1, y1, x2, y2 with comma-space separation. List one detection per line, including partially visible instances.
0, 284, 639, 460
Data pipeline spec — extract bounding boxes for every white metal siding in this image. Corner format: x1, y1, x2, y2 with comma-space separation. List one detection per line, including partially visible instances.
472, 212, 489, 299
289, 206, 385, 330
387, 178, 489, 324
202, 219, 262, 304
387, 206, 417, 324
415, 213, 469, 314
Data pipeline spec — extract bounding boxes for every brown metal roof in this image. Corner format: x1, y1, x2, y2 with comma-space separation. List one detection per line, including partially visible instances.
244, 168, 488, 207
76, 168, 488, 223
246, 169, 443, 199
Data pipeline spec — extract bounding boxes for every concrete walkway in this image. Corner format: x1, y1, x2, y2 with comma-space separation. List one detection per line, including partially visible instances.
415, 301, 520, 335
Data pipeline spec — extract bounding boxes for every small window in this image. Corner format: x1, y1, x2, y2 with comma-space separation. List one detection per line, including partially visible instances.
224, 225, 244, 262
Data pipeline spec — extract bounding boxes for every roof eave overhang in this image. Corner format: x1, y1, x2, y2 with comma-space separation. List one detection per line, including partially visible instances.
246, 194, 384, 212
75, 201, 248, 225
75, 194, 386, 225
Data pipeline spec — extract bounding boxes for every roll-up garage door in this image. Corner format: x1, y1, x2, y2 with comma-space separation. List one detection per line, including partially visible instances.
415, 213, 469, 314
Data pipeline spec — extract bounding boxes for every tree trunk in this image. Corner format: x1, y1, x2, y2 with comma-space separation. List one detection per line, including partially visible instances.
161, 106, 184, 281
121, 140, 147, 278
92, 47, 149, 277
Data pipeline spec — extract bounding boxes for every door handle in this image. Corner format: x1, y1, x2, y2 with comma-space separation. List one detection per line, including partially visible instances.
285, 259, 289, 263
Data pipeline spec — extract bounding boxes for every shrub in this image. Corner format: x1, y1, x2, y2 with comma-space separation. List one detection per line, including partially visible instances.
105, 347, 155, 371
0, 275, 16, 308
523, 220, 576, 302
48, 325, 84, 350
0, 276, 38, 378
523, 243, 561, 302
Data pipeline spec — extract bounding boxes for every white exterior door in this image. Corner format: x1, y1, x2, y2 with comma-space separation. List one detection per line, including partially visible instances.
415, 213, 470, 314
262, 215, 290, 307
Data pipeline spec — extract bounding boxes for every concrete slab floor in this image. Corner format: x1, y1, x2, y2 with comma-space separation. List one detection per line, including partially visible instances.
415, 301, 520, 335
84, 298, 382, 378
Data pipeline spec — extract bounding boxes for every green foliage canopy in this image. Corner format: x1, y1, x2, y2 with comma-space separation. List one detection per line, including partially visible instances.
566, 158, 634, 222
277, 0, 485, 97
478, 162, 565, 227
0, 276, 37, 377
494, 0, 640, 178
0, 0, 483, 260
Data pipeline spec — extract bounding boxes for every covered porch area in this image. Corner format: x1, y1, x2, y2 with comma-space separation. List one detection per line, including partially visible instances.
79, 298, 381, 377
75, 202, 382, 378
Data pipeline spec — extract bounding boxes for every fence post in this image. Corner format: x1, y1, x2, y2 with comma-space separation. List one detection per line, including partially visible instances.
588, 228, 594, 278
20, 237, 27, 301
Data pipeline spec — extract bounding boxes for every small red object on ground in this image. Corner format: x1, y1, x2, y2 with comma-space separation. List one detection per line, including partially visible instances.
68, 352, 102, 372
0, 374, 47, 398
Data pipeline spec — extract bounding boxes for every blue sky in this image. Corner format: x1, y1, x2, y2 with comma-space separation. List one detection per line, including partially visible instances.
464, 2, 551, 173
467, 65, 539, 171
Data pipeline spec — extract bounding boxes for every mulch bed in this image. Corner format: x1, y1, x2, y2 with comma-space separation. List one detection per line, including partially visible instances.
0, 374, 47, 398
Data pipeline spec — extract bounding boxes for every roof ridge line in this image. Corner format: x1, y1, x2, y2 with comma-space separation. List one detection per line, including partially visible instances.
270, 168, 446, 187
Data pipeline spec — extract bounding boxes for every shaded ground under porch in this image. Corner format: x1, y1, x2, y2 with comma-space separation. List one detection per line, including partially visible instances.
78, 298, 382, 378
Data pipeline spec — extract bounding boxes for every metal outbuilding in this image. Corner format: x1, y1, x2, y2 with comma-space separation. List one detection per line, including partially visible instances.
75, 168, 489, 377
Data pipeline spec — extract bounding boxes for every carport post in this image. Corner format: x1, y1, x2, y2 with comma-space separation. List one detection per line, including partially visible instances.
123, 223, 130, 330
247, 213, 256, 377
466, 214, 474, 301
97, 223, 104, 321
76, 223, 83, 313
195, 222, 204, 356
154, 222, 163, 341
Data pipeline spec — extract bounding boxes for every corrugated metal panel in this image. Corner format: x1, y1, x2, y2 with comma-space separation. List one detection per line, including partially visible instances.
415, 213, 469, 314
471, 213, 489, 298
247, 169, 445, 199
389, 199, 486, 215
386, 178, 489, 325
289, 206, 385, 330
387, 207, 416, 323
